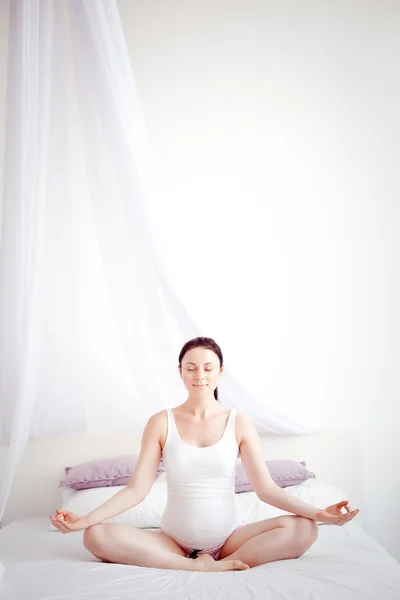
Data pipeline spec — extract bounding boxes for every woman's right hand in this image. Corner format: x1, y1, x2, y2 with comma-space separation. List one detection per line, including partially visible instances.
49, 509, 89, 533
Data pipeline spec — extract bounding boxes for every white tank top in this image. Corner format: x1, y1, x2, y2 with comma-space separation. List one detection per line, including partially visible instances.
160, 407, 242, 549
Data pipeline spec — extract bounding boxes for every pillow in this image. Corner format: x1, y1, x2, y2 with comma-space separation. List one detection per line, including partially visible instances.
235, 459, 315, 493
234, 479, 349, 523
59, 455, 164, 490
50, 478, 348, 531
59, 456, 314, 492
50, 480, 168, 531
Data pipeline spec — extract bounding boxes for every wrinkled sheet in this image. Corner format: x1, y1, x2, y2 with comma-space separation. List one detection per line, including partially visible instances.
0, 517, 399, 600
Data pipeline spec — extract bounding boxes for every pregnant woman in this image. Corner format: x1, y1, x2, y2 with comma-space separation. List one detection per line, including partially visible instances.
50, 337, 359, 572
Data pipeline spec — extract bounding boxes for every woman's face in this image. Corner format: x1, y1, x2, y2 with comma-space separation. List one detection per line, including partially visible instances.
179, 347, 223, 394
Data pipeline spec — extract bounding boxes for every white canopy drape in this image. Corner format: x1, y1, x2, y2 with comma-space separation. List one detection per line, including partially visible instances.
0, 0, 321, 558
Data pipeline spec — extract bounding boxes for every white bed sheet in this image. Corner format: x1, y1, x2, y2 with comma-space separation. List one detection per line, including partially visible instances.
0, 517, 399, 600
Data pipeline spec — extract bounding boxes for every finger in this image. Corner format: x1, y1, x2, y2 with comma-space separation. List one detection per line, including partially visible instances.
330, 511, 353, 525
348, 509, 359, 520
336, 516, 351, 526
50, 516, 68, 532
338, 501, 350, 514
53, 515, 65, 524
55, 521, 69, 533
340, 513, 356, 523
336, 510, 359, 526
50, 519, 63, 531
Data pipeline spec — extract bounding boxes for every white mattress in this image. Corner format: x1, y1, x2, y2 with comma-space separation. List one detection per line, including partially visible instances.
0, 517, 400, 600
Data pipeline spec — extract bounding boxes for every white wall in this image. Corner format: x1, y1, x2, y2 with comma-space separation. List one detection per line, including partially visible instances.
0, 0, 8, 231
0, 0, 399, 560
116, 0, 400, 560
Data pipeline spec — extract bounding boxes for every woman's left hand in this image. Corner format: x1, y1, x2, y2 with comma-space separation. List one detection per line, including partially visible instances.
315, 500, 360, 526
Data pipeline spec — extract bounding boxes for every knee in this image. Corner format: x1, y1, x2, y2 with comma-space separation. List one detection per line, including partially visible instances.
289, 517, 319, 559
83, 524, 107, 551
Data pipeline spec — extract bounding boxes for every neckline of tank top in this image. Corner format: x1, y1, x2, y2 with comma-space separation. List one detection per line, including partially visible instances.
169, 407, 235, 450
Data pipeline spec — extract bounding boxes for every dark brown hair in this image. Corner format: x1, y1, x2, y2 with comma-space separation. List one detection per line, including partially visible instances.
178, 337, 223, 402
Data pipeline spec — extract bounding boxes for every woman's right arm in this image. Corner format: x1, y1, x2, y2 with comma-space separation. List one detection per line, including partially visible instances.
85, 413, 163, 526
50, 412, 164, 532
82, 486, 143, 527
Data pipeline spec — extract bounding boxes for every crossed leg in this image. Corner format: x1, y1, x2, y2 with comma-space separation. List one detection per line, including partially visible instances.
83, 524, 248, 571
219, 515, 319, 567
83, 515, 318, 571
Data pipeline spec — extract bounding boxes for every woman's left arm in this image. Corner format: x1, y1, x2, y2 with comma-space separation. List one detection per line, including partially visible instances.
237, 413, 359, 525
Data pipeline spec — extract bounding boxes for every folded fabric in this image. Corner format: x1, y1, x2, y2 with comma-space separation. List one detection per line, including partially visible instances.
235, 460, 316, 493
59, 455, 164, 490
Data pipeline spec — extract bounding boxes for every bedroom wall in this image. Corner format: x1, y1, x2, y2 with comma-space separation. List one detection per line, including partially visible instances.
0, 0, 8, 236
0, 0, 399, 561
116, 0, 399, 558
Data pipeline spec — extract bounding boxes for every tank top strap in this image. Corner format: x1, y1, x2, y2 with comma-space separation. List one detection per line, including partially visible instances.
230, 408, 237, 420
226, 407, 237, 440
165, 408, 180, 446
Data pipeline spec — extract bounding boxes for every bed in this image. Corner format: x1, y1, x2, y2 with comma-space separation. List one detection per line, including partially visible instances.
1, 429, 400, 599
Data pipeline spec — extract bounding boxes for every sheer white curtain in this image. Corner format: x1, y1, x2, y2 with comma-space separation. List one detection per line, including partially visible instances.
0, 0, 85, 535
66, 0, 320, 434
0, 0, 320, 549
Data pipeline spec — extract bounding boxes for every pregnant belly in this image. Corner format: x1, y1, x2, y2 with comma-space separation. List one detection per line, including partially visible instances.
160, 496, 241, 549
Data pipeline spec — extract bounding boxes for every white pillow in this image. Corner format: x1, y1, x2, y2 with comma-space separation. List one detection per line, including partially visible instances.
50, 478, 348, 531
49, 480, 168, 531
234, 479, 349, 523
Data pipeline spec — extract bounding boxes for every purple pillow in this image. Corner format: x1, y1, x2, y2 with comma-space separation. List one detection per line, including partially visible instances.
59, 455, 164, 490
235, 459, 315, 493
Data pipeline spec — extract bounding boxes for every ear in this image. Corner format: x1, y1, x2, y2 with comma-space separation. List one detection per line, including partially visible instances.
220, 365, 224, 375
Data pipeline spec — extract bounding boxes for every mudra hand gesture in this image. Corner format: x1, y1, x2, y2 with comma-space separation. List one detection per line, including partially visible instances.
316, 500, 359, 526
49, 509, 88, 533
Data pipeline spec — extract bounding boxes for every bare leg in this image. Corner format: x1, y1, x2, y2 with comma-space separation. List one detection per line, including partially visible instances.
83, 524, 249, 572
219, 516, 319, 568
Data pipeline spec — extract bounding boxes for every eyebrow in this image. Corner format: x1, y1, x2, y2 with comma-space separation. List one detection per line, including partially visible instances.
185, 362, 214, 366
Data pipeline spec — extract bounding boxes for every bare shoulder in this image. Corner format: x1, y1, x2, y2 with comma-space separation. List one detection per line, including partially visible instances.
148, 409, 168, 422
234, 411, 258, 445
144, 410, 167, 428
235, 410, 256, 430
141, 410, 167, 442
145, 409, 169, 448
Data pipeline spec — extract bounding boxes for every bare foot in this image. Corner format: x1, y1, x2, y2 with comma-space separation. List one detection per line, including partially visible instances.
194, 553, 250, 572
